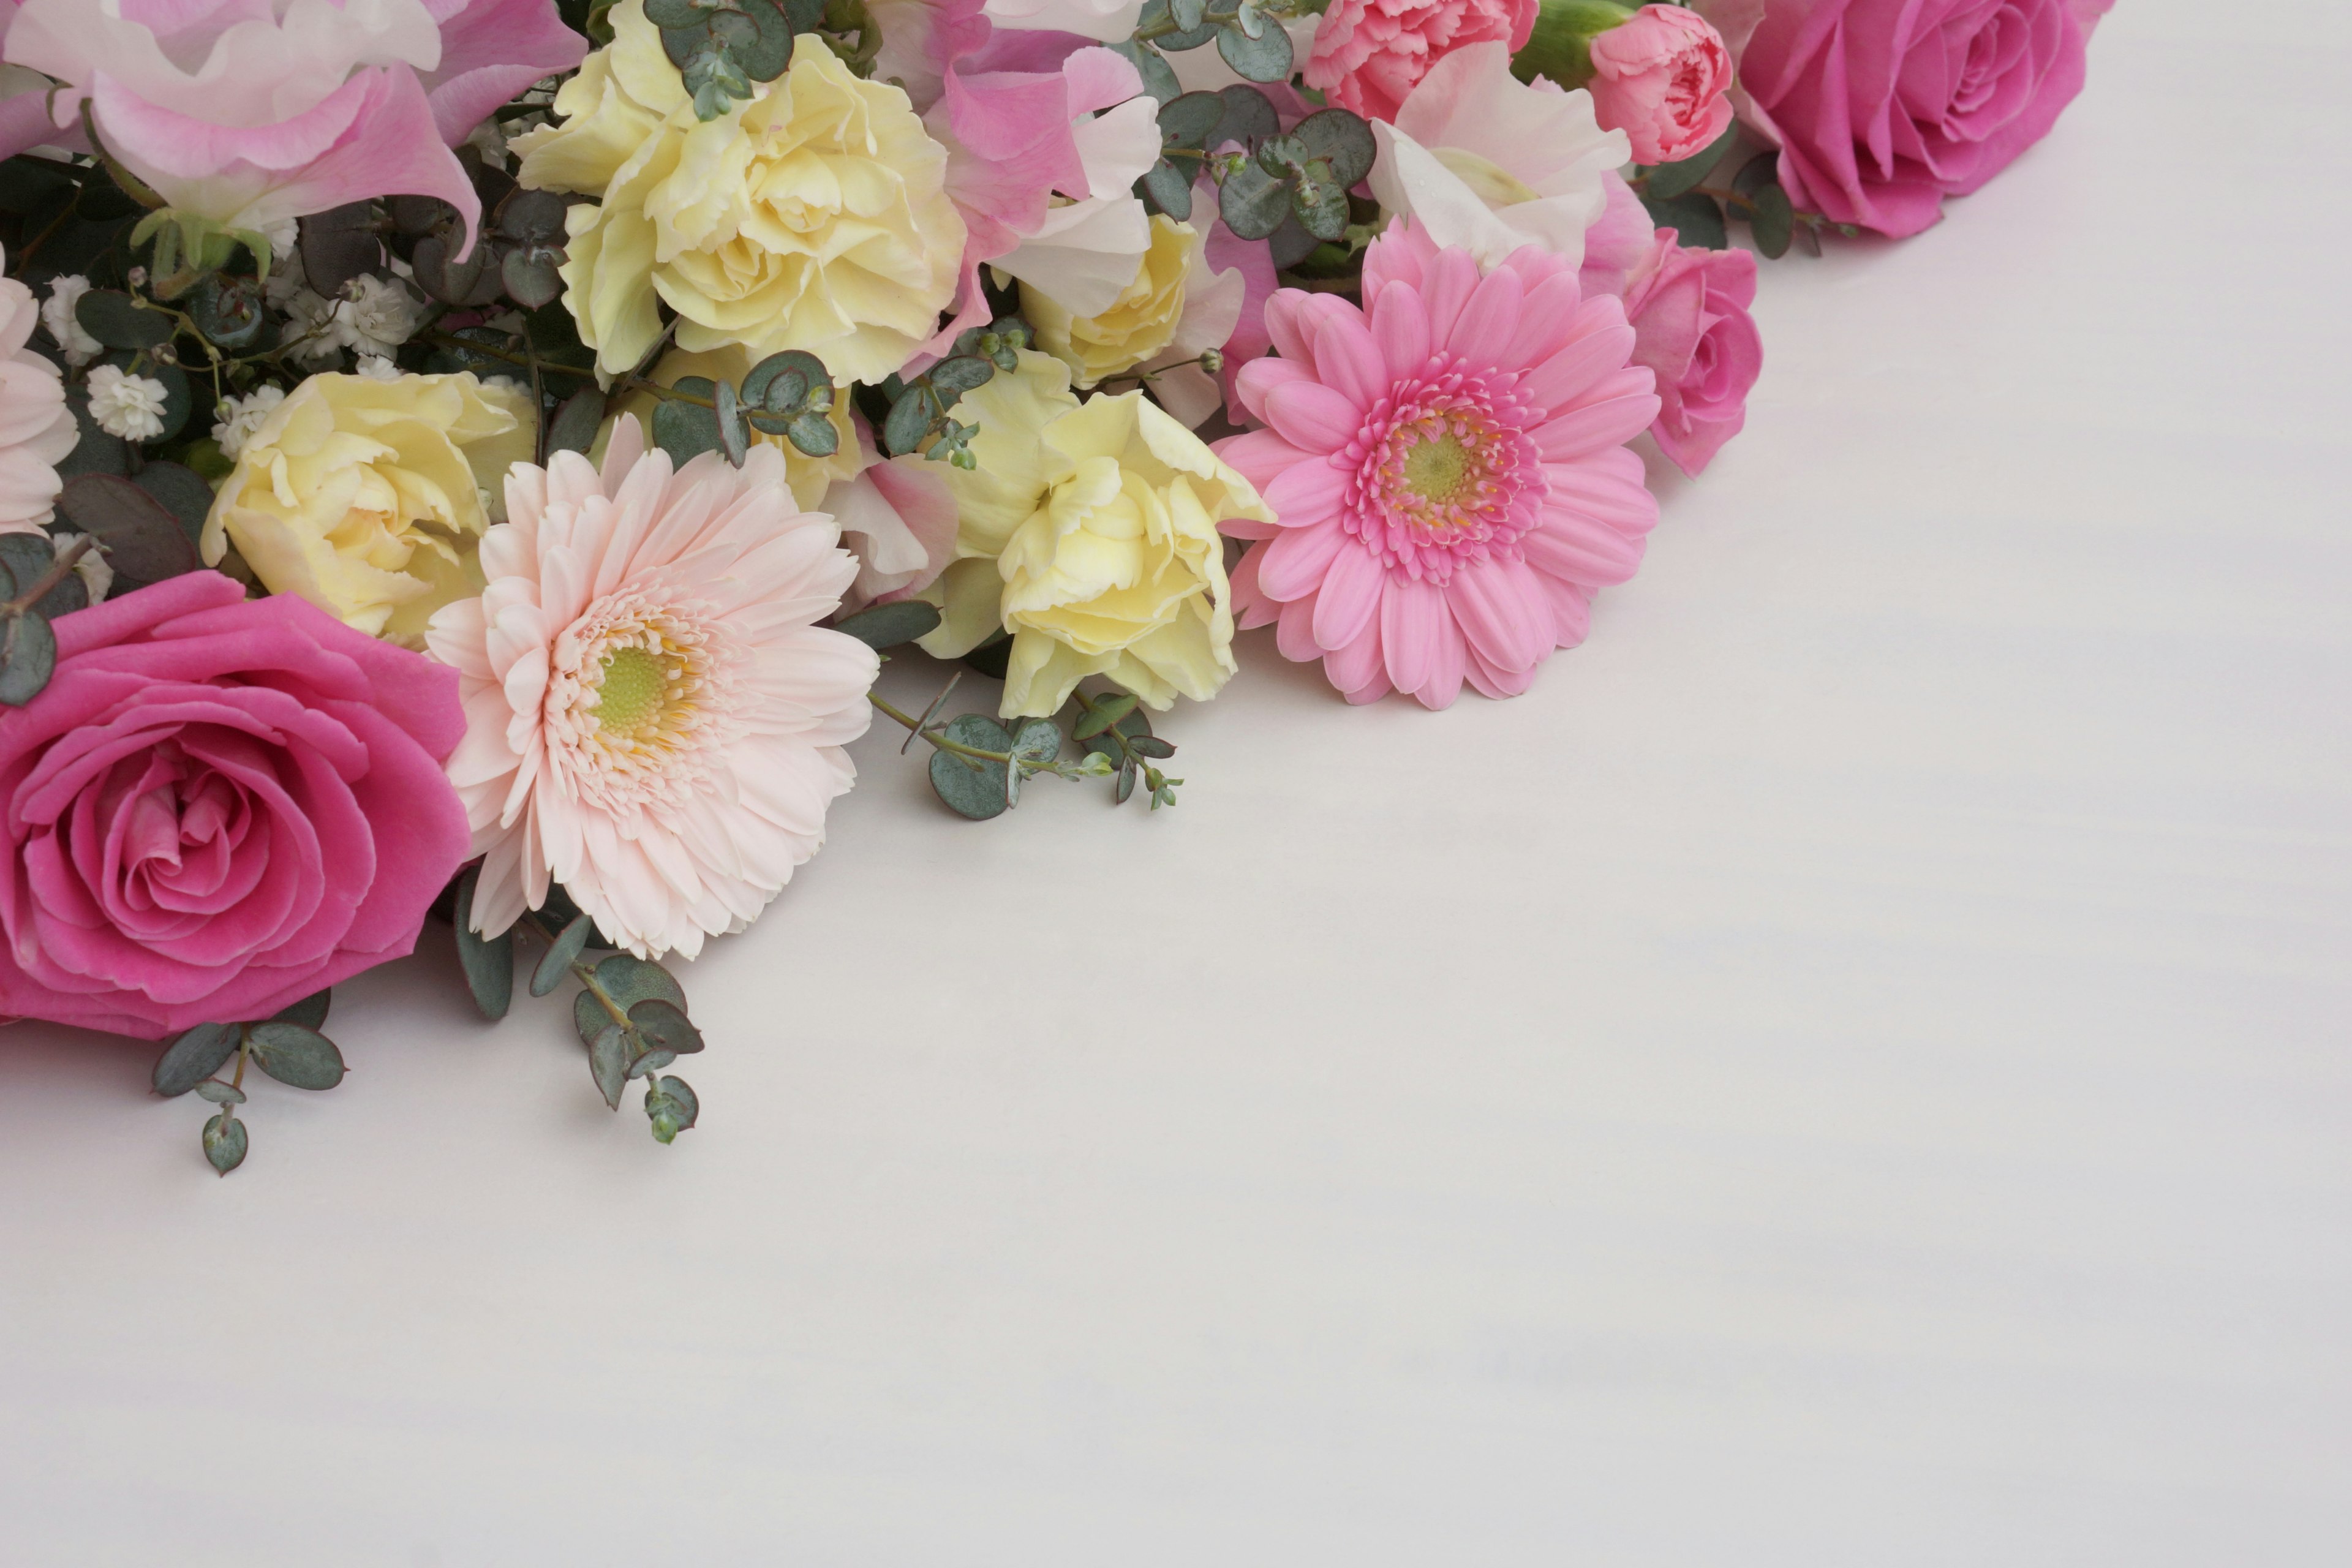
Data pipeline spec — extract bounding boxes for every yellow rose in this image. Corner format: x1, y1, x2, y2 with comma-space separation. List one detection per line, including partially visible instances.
201, 372, 535, 646
915, 352, 1275, 717
1022, 215, 1199, 388
607, 344, 858, 510
513, 7, 966, 385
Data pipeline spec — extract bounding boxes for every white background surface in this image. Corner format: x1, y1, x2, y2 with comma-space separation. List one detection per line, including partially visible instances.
3, 4, 2346, 1562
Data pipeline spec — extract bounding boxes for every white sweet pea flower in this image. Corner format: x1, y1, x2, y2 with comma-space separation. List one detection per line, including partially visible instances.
1365, 42, 1630, 271
85, 364, 169, 442
986, 95, 1163, 319
39, 274, 100, 365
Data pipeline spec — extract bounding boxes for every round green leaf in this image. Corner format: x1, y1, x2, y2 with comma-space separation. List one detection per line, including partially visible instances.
574, 953, 687, 1046
1219, 162, 1292, 241
743, 349, 826, 413
500, 248, 564, 311
453, 865, 514, 1020
74, 290, 171, 351
0, 609, 56, 707
1292, 108, 1377, 189
1216, 17, 1292, 81
58, 473, 201, 583
194, 1080, 246, 1106
927, 712, 1013, 821
546, 387, 607, 458
647, 1075, 700, 1143
652, 378, 723, 467
882, 385, 935, 457
1108, 39, 1182, 104
1749, 181, 1795, 259
1140, 159, 1194, 221
1157, 90, 1226, 150
1292, 175, 1349, 241
628, 998, 704, 1058
1642, 190, 1727, 251
532, 912, 594, 997
589, 1022, 630, 1110
202, 1112, 247, 1175
831, 599, 941, 650
247, 1022, 345, 1090
1641, 124, 1739, 202
270, 989, 332, 1031
153, 1021, 239, 1098
1213, 85, 1281, 150
929, 355, 997, 394
130, 461, 217, 546
714, 375, 748, 466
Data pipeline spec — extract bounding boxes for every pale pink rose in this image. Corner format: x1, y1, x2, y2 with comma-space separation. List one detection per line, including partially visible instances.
1304, 0, 1540, 124
1737, 0, 2111, 237
1619, 228, 1760, 475
1586, 4, 1735, 165
1, 0, 584, 251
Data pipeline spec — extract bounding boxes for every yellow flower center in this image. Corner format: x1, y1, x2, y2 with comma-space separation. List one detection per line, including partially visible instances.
594, 645, 670, 738
1400, 431, 1472, 505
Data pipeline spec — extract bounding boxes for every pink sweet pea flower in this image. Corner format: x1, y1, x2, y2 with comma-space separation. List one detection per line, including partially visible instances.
1586, 4, 1735, 165
1305, 0, 1540, 125
1618, 228, 1760, 475
2, 0, 584, 253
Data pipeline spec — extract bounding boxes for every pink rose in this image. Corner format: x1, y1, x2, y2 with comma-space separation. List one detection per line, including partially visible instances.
0, 0, 585, 251
1619, 228, 1761, 475
1738, 0, 2111, 237
1586, 4, 1735, 165
1305, 0, 1540, 124
0, 573, 472, 1041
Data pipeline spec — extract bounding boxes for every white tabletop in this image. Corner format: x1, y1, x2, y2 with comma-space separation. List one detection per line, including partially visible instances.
4, 4, 2346, 1562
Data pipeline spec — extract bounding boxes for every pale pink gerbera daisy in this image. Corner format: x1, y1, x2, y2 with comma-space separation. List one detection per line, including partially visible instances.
1214, 221, 1661, 709
426, 417, 879, 960
0, 247, 78, 535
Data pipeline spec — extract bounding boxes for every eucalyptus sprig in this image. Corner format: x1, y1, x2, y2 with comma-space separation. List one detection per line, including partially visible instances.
149, 990, 345, 1175
876, 321, 1031, 467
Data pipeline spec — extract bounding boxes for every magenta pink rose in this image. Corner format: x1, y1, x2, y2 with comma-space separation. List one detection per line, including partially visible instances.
1738, 0, 2111, 237
1305, 0, 1540, 124
1587, 4, 1736, 165
0, 573, 472, 1041
1619, 228, 1760, 475
1, 0, 584, 251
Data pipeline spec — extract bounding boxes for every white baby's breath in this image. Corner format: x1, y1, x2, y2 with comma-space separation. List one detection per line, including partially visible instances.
210, 384, 286, 461
85, 364, 169, 442
39, 274, 100, 365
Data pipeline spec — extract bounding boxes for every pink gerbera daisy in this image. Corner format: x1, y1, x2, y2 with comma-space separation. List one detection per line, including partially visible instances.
1215, 221, 1662, 709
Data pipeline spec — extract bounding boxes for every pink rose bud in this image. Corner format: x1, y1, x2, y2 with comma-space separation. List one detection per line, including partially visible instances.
1586, 4, 1736, 166
1619, 228, 1762, 476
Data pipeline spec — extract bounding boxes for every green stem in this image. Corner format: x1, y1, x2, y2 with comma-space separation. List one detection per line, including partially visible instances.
867, 690, 1023, 771
7, 535, 94, 611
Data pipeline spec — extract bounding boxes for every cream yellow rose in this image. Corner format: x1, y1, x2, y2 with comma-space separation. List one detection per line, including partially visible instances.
201, 372, 534, 646
513, 7, 966, 385
915, 351, 1275, 718
1023, 215, 1197, 388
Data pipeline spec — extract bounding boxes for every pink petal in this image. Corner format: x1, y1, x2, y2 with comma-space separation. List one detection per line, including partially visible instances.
1369, 280, 1431, 378
1263, 380, 1363, 454
1521, 323, 1639, 411
1444, 265, 1523, 367
1379, 575, 1446, 697
1523, 514, 1647, 587
1261, 456, 1344, 530
1310, 537, 1385, 651
1308, 310, 1390, 412
1531, 389, 1662, 461
1446, 556, 1555, 673
420, 0, 589, 146
1256, 519, 1347, 601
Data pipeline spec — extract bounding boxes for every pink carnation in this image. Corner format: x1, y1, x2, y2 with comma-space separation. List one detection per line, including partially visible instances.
1619, 229, 1760, 475
1586, 4, 1736, 166
1213, 222, 1660, 709
0, 573, 472, 1040
1304, 0, 1540, 124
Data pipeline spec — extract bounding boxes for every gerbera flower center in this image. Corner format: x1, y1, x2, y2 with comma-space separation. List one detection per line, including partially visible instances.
1339, 369, 1545, 585
544, 586, 749, 816
593, 645, 670, 737
1400, 430, 1472, 504
1375, 404, 1513, 531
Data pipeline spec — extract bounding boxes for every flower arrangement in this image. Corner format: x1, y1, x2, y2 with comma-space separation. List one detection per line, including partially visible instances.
0, 0, 2105, 1172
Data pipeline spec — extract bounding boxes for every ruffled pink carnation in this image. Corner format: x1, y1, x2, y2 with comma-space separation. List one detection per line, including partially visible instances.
1214, 222, 1660, 709
1304, 0, 1540, 124
1586, 4, 1735, 166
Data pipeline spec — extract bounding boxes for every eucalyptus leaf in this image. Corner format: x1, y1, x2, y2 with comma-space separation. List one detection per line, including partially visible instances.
1125, 734, 1176, 759
628, 998, 704, 1057
531, 913, 592, 997
1216, 15, 1292, 81
0, 535, 50, 600
153, 1021, 239, 1098
1732, 148, 1781, 201
929, 355, 996, 394
1218, 161, 1292, 241
1081, 702, 1153, 763
1213, 85, 1281, 149
1139, 0, 1218, 49
0, 609, 56, 707
927, 712, 1013, 821
412, 232, 499, 307
1140, 160, 1194, 221
130, 462, 216, 549
714, 375, 748, 466
1749, 181, 1795, 259
1292, 108, 1377, 188
1072, 691, 1138, 739
202, 1112, 247, 1175
494, 189, 569, 246
1642, 190, 1727, 250
58, 473, 202, 582
73, 290, 171, 351
651, 377, 723, 466
247, 1022, 345, 1090
55, 398, 127, 481
573, 953, 687, 1046
1157, 91, 1226, 151
627, 1046, 678, 1079
298, 202, 382, 296
743, 349, 826, 413
1005, 715, 1061, 809
270, 989, 332, 1031
1267, 214, 1319, 271
1292, 175, 1349, 241
1641, 124, 1738, 202
882, 385, 935, 456
646, 1076, 699, 1143
546, 386, 606, 456
783, 409, 838, 456
832, 599, 940, 650
194, 1080, 246, 1106
1107, 39, 1182, 104
453, 864, 514, 1020
589, 1022, 630, 1111
500, 249, 564, 311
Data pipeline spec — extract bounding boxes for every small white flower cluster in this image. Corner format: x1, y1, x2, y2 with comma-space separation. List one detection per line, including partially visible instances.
211, 385, 287, 461
85, 364, 170, 442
